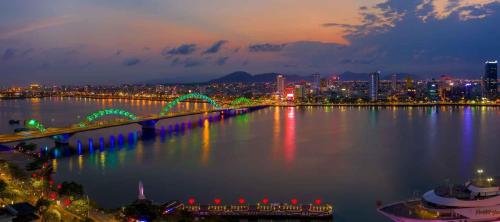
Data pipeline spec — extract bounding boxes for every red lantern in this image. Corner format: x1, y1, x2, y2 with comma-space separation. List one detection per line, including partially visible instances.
64, 199, 71, 206
262, 198, 269, 204
214, 198, 222, 205
49, 192, 57, 200
238, 198, 246, 204
291, 199, 298, 205
314, 199, 322, 205
188, 198, 195, 205
57, 184, 62, 189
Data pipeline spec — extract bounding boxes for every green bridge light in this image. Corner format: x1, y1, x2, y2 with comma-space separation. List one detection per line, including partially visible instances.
79, 108, 138, 127
25, 119, 46, 133
161, 93, 221, 115
230, 97, 253, 106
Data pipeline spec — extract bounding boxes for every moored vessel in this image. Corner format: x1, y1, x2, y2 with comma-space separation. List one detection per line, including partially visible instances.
378, 170, 500, 222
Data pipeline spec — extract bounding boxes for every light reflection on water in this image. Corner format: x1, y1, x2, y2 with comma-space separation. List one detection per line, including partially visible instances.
1, 98, 499, 222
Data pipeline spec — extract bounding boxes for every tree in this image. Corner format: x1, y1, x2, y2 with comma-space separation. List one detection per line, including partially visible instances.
8, 163, 27, 180
0, 179, 7, 193
43, 210, 61, 222
36, 198, 52, 218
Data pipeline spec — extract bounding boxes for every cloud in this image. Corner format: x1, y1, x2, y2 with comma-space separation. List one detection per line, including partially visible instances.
323, 2, 405, 38
162, 44, 197, 56
123, 58, 141, 66
0, 16, 76, 39
416, 0, 500, 21
248, 43, 287, 52
216, 57, 229, 66
2, 48, 16, 60
170, 57, 202, 67
203, 40, 228, 54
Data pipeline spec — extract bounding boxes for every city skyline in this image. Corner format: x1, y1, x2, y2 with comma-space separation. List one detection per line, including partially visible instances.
2, 0, 500, 85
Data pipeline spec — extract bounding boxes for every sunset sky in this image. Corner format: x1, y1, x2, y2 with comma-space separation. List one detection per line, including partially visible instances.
1, 0, 500, 85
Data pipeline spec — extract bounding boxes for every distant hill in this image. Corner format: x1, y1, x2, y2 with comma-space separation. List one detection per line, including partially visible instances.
144, 70, 422, 84
328, 71, 422, 81
208, 71, 310, 83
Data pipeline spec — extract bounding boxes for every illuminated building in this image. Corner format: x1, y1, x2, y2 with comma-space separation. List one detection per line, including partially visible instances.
277, 75, 285, 97
294, 84, 306, 100
285, 86, 295, 101
391, 74, 397, 93
312, 73, 321, 94
369, 71, 380, 101
484, 60, 498, 99
427, 80, 439, 102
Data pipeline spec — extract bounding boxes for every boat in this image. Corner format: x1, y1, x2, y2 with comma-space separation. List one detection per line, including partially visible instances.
8, 120, 20, 125
378, 170, 500, 222
178, 199, 333, 220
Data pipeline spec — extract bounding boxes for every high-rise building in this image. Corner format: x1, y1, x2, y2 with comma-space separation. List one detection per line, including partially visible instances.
484, 60, 497, 99
369, 71, 380, 101
427, 80, 439, 101
312, 73, 321, 93
391, 74, 397, 93
294, 84, 306, 100
277, 75, 285, 97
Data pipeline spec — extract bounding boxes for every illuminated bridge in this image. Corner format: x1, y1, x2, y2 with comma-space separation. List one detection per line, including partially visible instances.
0, 94, 268, 145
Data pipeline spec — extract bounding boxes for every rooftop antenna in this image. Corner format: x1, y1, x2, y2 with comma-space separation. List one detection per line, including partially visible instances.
138, 181, 146, 200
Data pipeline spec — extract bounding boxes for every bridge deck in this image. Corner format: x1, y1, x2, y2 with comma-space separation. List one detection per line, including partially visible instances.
0, 109, 229, 144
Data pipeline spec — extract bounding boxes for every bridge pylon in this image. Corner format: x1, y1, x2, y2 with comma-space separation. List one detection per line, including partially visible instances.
52, 133, 74, 145
138, 120, 159, 131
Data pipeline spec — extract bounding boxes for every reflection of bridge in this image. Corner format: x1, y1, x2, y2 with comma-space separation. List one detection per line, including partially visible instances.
0, 94, 267, 145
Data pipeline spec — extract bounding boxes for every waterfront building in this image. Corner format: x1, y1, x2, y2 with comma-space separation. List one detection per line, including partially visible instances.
294, 84, 306, 100
484, 60, 498, 99
369, 71, 380, 101
391, 74, 397, 94
427, 80, 439, 102
277, 75, 285, 97
312, 73, 321, 94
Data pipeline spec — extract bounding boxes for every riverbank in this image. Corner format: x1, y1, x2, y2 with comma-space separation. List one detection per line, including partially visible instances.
275, 102, 499, 107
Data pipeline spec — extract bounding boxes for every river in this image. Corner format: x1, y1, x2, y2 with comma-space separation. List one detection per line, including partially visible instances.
1, 97, 499, 221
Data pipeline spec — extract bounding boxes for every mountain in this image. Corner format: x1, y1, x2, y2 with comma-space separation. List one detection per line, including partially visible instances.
208, 71, 310, 83
209, 71, 253, 83
329, 71, 422, 81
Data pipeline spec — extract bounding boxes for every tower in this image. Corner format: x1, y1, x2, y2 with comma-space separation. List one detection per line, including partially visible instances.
312, 73, 321, 94
138, 181, 146, 200
391, 74, 397, 93
484, 61, 498, 99
277, 75, 285, 97
369, 71, 380, 102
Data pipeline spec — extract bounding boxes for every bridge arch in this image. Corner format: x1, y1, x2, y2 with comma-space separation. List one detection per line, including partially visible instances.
161, 93, 221, 115
230, 97, 253, 107
25, 119, 46, 132
79, 108, 137, 127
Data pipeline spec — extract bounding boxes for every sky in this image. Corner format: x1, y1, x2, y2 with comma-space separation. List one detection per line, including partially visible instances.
1, 0, 500, 85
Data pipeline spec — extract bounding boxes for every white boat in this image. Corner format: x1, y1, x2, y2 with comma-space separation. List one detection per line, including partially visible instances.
378, 171, 500, 222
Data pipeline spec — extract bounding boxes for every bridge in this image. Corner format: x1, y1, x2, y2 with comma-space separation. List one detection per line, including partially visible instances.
0, 94, 267, 145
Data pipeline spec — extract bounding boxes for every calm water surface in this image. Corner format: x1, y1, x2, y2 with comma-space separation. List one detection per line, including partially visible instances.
1, 98, 499, 222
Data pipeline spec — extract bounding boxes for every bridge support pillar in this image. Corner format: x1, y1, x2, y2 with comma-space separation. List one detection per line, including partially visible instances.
138, 120, 159, 131
52, 134, 73, 145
